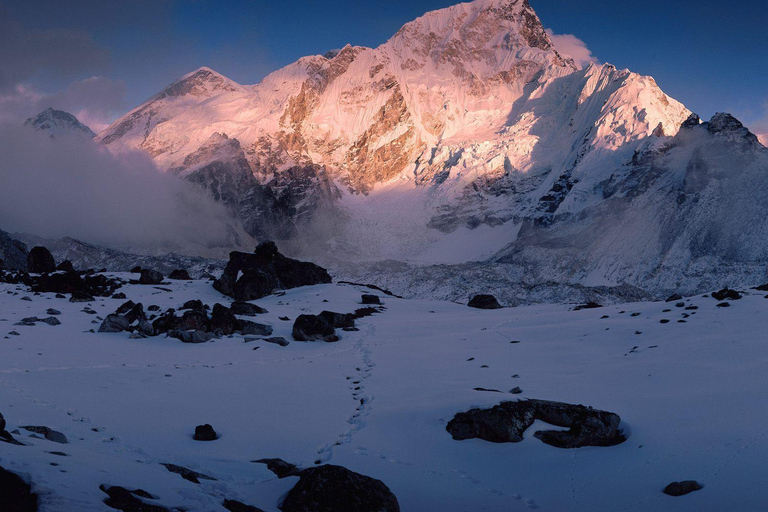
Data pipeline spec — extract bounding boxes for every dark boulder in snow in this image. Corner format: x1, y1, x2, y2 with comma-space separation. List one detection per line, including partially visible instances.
139, 269, 163, 285
711, 288, 741, 301
238, 320, 273, 336
263, 336, 289, 347
193, 424, 218, 441
56, 260, 75, 273
168, 269, 192, 280
319, 311, 356, 329
130, 266, 142, 274
180, 299, 204, 311
281, 464, 400, 512
213, 241, 332, 301
467, 294, 502, 309
223, 499, 266, 512
662, 480, 703, 496
0, 465, 38, 512
160, 463, 216, 484
100, 485, 167, 512
211, 303, 239, 335
292, 314, 338, 342
99, 314, 131, 333
665, 293, 683, 302
230, 301, 267, 316
19, 425, 68, 444
361, 294, 381, 305
573, 301, 603, 311
446, 399, 626, 448
253, 458, 301, 478
27, 246, 56, 274
69, 290, 95, 303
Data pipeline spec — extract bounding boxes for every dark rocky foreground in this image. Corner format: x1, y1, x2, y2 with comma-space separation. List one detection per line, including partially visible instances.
447, 399, 626, 448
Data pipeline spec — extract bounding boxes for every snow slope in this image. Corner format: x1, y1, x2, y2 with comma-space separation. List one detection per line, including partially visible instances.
2, 276, 768, 511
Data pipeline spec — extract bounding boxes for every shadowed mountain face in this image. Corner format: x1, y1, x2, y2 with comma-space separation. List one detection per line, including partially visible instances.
37, 0, 764, 302
25, 108, 96, 139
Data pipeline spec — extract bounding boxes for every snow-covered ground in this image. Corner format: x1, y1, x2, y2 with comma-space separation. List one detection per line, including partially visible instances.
1, 276, 767, 511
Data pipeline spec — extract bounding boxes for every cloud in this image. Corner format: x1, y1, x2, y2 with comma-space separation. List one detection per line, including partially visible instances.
0, 122, 252, 255
0, 76, 126, 132
545, 29, 599, 70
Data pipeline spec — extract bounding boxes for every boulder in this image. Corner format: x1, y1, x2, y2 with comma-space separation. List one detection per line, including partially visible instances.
213, 241, 332, 301
56, 260, 75, 272
70, 291, 95, 303
711, 288, 741, 301
361, 294, 381, 305
662, 480, 703, 496
264, 337, 289, 347
253, 458, 301, 478
168, 269, 192, 280
160, 463, 216, 484
27, 246, 56, 274
319, 311, 356, 329
446, 399, 626, 448
20, 425, 68, 444
99, 314, 131, 333
0, 465, 38, 512
180, 299, 204, 310
293, 314, 338, 342
230, 301, 267, 316
211, 304, 239, 335
281, 465, 400, 512
239, 320, 273, 336
223, 499, 266, 512
139, 269, 163, 285
665, 293, 683, 302
100, 485, 168, 512
130, 266, 142, 273
193, 424, 218, 441
468, 294, 502, 309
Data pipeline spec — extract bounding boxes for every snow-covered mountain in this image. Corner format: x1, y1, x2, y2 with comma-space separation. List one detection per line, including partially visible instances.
25, 107, 96, 139
94, 0, 768, 300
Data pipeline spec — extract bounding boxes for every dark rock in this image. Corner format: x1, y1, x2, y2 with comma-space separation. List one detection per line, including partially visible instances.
70, 291, 95, 303
160, 463, 216, 484
666, 293, 683, 302
263, 337, 289, 347
754, 283, 768, 291
167, 329, 214, 343
147, 305, 160, 311
99, 315, 131, 333
352, 307, 378, 319
193, 424, 218, 441
100, 485, 169, 512
574, 301, 603, 311
712, 288, 741, 301
239, 320, 273, 336
230, 301, 267, 316
20, 425, 67, 444
112, 292, 127, 299
281, 464, 400, 512
468, 294, 502, 309
0, 412, 24, 446
223, 499, 266, 512
168, 269, 192, 280
211, 304, 239, 335
177, 309, 210, 332
662, 480, 703, 497
56, 260, 75, 273
0, 465, 38, 512
510, 387, 523, 394
130, 266, 142, 274
252, 458, 301, 478
39, 316, 60, 326
27, 246, 56, 274
680, 113, 701, 129
716, 302, 731, 308
139, 269, 163, 285
115, 301, 137, 315
213, 241, 332, 301
180, 299, 204, 310
46, 308, 61, 316
361, 294, 381, 305
292, 314, 338, 342
319, 311, 355, 329
446, 399, 625, 448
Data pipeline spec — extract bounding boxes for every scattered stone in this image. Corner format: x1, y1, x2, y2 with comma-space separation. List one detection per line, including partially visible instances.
675, 302, 685, 308
100, 485, 168, 512
473, 387, 502, 393
252, 458, 301, 478
27, 246, 56, 274
160, 463, 216, 484
361, 294, 381, 305
213, 241, 332, 301
446, 399, 626, 448
281, 464, 400, 512
39, 316, 60, 326
573, 301, 602, 311
662, 480, 703, 497
0, 464, 38, 512
21, 296, 32, 302
46, 308, 61, 316
112, 292, 127, 299
139, 269, 163, 285
20, 425, 67, 444
180, 299, 204, 310
168, 269, 192, 280
99, 314, 131, 333
468, 294, 502, 309
239, 320, 273, 336
293, 314, 338, 342
193, 424, 218, 441
70, 291, 95, 303
230, 301, 267, 316
665, 293, 683, 302
660, 319, 670, 324
147, 305, 160, 311
510, 387, 523, 394
716, 302, 731, 308
263, 337, 289, 347
712, 288, 741, 301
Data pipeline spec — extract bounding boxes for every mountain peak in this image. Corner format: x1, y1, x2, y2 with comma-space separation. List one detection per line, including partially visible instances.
158, 66, 242, 99
24, 108, 96, 139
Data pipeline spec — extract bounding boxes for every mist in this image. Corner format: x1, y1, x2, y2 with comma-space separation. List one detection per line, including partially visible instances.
0, 123, 252, 255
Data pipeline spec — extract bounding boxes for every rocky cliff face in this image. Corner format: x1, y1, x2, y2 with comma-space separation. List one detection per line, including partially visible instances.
24, 108, 96, 139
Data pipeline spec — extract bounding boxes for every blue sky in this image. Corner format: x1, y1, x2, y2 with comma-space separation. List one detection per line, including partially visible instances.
1, 0, 766, 132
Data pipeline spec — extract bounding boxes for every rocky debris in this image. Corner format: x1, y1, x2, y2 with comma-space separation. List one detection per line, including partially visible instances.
446, 399, 626, 448
20, 425, 68, 444
281, 464, 400, 512
468, 294, 502, 309
361, 294, 381, 305
711, 288, 741, 301
574, 301, 603, 311
223, 499, 266, 512
167, 330, 214, 343
139, 269, 163, 285
319, 311, 355, 329
263, 337, 289, 347
18, 316, 60, 326
0, 465, 38, 512
253, 458, 301, 478
666, 293, 683, 302
292, 314, 339, 342
160, 463, 216, 484
70, 290, 95, 302
99, 314, 131, 333
168, 269, 192, 280
27, 246, 56, 274
100, 485, 168, 512
193, 424, 218, 441
230, 301, 267, 316
662, 480, 703, 496
211, 304, 239, 335
213, 241, 331, 301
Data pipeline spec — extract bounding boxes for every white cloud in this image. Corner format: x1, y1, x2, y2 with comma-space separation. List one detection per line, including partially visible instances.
545, 29, 599, 70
